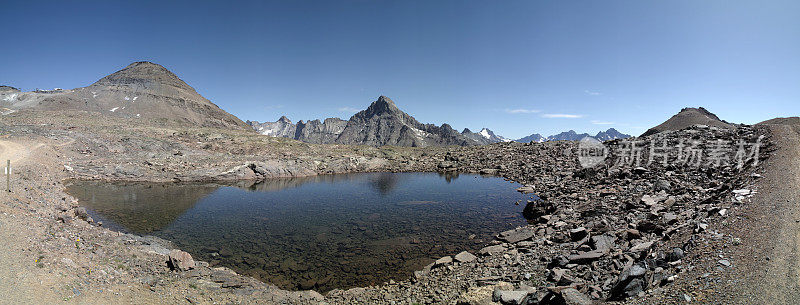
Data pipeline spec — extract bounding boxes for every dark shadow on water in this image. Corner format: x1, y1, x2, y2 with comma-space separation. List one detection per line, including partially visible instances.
369, 172, 409, 195
437, 171, 460, 183
64, 181, 220, 234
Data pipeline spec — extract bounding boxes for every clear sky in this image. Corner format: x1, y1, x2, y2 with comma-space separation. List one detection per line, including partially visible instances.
1, 1, 798, 138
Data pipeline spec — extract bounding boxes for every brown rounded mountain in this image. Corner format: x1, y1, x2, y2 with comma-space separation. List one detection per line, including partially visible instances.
0, 61, 248, 129
641, 107, 733, 137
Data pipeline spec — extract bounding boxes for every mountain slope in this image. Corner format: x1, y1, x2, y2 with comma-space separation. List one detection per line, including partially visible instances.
0, 61, 248, 129
641, 107, 733, 137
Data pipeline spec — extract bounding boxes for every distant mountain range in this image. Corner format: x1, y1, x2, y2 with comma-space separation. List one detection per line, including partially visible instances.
461, 128, 512, 145
515, 128, 632, 143
249, 98, 633, 147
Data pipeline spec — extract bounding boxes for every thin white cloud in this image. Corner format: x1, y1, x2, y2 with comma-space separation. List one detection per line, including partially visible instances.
338, 107, 360, 113
584, 90, 602, 96
505, 108, 540, 114
542, 113, 584, 119
591, 120, 615, 125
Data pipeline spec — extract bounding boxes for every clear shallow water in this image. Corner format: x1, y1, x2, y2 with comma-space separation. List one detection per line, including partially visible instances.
65, 172, 527, 291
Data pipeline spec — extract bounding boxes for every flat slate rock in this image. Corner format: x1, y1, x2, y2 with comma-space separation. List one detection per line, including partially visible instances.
568, 250, 605, 264
498, 227, 537, 243
479, 245, 506, 256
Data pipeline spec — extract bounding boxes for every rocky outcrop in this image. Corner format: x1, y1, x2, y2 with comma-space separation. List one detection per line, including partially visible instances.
296, 118, 348, 144
247, 116, 296, 137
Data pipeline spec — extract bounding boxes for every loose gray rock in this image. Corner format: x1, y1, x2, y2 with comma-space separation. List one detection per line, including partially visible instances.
561, 288, 593, 305
479, 245, 506, 256
74, 207, 90, 221
498, 227, 537, 243
433, 256, 453, 268
568, 250, 604, 264
492, 289, 531, 305
611, 264, 648, 299
591, 234, 616, 253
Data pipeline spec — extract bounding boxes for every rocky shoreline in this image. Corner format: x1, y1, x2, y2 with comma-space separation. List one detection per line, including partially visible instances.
0, 110, 780, 304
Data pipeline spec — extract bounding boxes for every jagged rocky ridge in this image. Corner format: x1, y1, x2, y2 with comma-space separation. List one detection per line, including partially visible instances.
0, 61, 249, 129
249, 96, 479, 147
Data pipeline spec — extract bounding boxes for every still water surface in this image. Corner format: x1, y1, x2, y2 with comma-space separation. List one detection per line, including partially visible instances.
65, 172, 527, 291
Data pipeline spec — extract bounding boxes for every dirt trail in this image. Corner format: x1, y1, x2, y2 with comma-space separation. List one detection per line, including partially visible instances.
0, 138, 28, 164
0, 139, 163, 304
758, 124, 800, 302
716, 123, 800, 304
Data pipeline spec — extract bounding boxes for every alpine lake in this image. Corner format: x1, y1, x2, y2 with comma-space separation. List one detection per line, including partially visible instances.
65, 172, 529, 292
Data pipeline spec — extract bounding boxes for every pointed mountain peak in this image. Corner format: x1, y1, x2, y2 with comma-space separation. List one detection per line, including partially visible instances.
377, 95, 395, 105
462, 128, 473, 134
372, 95, 397, 109
278, 115, 292, 123
361, 95, 402, 117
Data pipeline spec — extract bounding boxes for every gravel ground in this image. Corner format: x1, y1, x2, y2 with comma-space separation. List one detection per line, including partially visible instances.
0, 111, 798, 304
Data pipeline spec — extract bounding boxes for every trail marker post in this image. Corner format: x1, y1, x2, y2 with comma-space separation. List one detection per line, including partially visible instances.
5, 160, 10, 192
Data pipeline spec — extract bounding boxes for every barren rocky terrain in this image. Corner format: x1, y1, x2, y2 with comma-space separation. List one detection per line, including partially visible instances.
0, 107, 798, 304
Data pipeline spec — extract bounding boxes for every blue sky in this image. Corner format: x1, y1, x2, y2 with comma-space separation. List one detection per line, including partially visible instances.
1, 1, 798, 138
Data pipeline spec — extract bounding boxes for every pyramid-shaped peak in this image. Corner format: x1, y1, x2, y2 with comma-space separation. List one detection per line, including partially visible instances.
278, 115, 292, 123
362, 95, 401, 116
92, 61, 192, 91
